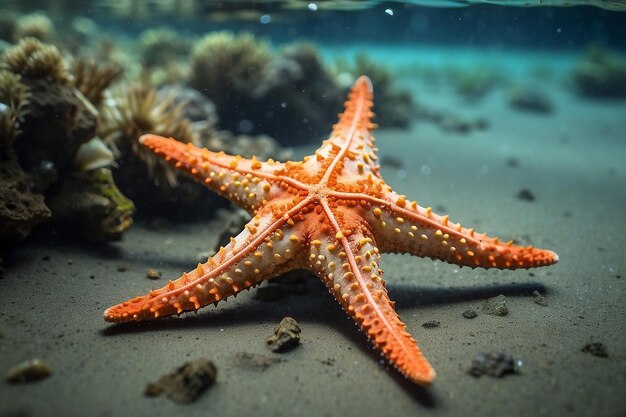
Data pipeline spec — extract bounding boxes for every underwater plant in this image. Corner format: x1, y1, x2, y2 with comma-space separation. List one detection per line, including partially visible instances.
1, 37, 68, 83
573, 46, 626, 98
189, 31, 271, 125
138, 28, 191, 68
0, 70, 29, 150
99, 83, 199, 187
71, 58, 123, 108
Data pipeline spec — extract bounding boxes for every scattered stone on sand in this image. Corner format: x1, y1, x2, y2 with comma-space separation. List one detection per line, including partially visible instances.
144, 358, 217, 404
581, 342, 608, 358
532, 290, 548, 306
507, 86, 554, 114
146, 268, 161, 280
517, 189, 535, 202
468, 352, 519, 378
5, 359, 52, 383
422, 320, 441, 329
482, 294, 509, 316
266, 317, 301, 353
233, 352, 283, 371
463, 309, 478, 319
116, 265, 127, 272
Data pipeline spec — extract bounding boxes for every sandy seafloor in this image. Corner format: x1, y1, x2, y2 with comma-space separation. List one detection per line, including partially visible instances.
1, 48, 625, 417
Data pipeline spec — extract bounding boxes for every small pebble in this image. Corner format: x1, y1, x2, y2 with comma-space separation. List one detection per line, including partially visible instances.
146, 268, 161, 280
463, 309, 478, 319
145, 358, 217, 404
532, 290, 548, 306
422, 320, 441, 329
482, 294, 509, 316
517, 189, 535, 202
581, 342, 608, 358
266, 317, 301, 353
117, 265, 128, 272
5, 359, 52, 383
468, 352, 519, 378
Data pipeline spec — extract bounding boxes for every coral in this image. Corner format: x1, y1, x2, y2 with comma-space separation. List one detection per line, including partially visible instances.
189, 31, 271, 127
14, 12, 55, 42
1, 38, 68, 83
71, 58, 123, 107
573, 46, 626, 98
190, 35, 342, 145
46, 168, 134, 243
0, 70, 29, 150
0, 156, 51, 250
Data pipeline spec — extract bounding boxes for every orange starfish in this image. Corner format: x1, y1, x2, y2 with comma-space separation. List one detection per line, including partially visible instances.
104, 76, 558, 386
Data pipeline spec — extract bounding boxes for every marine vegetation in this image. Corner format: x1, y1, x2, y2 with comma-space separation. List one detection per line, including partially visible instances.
99, 83, 199, 188
189, 33, 343, 145
71, 58, 123, 107
573, 46, 626, 98
0, 37, 134, 252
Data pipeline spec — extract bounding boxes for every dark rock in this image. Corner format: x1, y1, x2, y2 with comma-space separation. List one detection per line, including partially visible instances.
532, 290, 548, 306
266, 317, 301, 353
13, 78, 97, 173
581, 342, 608, 358
0, 156, 51, 249
422, 320, 441, 329
482, 294, 508, 316
468, 352, 518, 378
254, 285, 284, 302
146, 268, 161, 280
462, 309, 478, 319
507, 86, 554, 114
517, 189, 535, 202
145, 358, 217, 404
5, 358, 52, 383
46, 168, 134, 243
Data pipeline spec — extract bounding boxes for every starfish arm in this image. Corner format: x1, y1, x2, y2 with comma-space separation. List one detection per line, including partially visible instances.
301, 76, 383, 187
139, 134, 293, 213
104, 204, 309, 323
363, 192, 558, 269
308, 202, 436, 386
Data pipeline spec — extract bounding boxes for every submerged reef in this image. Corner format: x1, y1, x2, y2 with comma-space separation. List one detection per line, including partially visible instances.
46, 168, 134, 243
573, 46, 626, 98
189, 33, 343, 145
0, 36, 133, 253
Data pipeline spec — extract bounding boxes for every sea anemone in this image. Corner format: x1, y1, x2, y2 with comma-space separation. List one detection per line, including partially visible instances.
0, 70, 29, 149
189, 31, 271, 112
98, 83, 198, 187
14, 12, 55, 42
1, 37, 68, 83
71, 58, 123, 107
